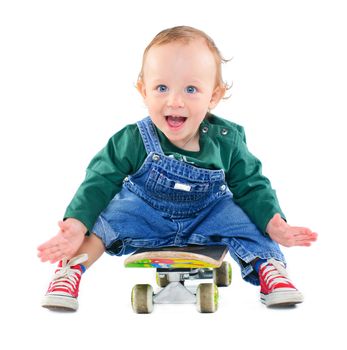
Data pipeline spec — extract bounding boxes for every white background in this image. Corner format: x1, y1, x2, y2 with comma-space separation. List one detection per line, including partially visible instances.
1, 0, 346, 349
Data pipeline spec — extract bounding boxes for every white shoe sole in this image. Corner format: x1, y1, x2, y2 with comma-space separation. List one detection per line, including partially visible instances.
41, 294, 78, 311
261, 290, 304, 307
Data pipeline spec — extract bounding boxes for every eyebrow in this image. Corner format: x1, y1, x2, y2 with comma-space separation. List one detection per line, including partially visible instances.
148, 78, 204, 85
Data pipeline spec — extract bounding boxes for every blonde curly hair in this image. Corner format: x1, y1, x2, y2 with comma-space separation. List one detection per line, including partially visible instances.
138, 25, 231, 94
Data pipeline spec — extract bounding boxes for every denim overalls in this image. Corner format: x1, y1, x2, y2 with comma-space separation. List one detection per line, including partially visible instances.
92, 117, 284, 285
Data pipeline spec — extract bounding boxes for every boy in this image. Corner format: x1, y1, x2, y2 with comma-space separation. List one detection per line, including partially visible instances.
38, 26, 317, 311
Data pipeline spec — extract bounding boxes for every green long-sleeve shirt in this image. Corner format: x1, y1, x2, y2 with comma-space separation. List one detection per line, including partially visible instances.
64, 114, 285, 234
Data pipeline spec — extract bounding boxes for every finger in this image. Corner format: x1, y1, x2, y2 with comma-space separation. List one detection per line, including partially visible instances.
38, 246, 63, 262
290, 228, 318, 240
289, 226, 312, 236
296, 242, 312, 247
42, 245, 63, 255
39, 255, 49, 263
37, 234, 64, 250
39, 251, 58, 263
38, 250, 48, 262
301, 232, 318, 241
296, 239, 315, 246
292, 231, 317, 240
39, 232, 70, 250
37, 240, 52, 251
310, 232, 318, 240
48, 250, 67, 264
37, 248, 55, 259
273, 213, 283, 226
279, 233, 310, 247
292, 235, 318, 246
38, 241, 59, 252
58, 220, 67, 232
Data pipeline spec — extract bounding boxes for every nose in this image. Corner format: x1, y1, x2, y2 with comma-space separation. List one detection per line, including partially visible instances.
167, 92, 184, 109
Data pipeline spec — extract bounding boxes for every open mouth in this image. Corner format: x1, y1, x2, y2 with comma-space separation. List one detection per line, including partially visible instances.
165, 115, 187, 129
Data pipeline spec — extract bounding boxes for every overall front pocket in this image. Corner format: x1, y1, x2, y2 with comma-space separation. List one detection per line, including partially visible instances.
145, 168, 211, 202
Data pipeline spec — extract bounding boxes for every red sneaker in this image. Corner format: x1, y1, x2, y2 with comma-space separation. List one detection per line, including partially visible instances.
41, 254, 88, 311
259, 258, 304, 306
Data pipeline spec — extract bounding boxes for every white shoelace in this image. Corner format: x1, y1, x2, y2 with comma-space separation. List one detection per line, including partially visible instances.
261, 258, 294, 290
50, 254, 88, 294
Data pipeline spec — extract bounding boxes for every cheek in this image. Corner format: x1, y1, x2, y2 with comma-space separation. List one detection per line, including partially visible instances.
189, 96, 211, 111
143, 96, 154, 109
145, 101, 163, 118
145, 95, 162, 107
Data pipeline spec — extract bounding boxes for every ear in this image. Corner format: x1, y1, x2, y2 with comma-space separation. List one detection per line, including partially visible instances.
208, 85, 225, 110
136, 79, 147, 99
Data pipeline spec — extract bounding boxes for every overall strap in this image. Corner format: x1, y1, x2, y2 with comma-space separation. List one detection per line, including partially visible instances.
137, 116, 164, 155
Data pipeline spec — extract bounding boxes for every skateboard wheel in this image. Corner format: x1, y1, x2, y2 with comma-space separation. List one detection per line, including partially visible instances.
213, 261, 232, 287
131, 284, 154, 314
156, 273, 169, 287
196, 283, 219, 313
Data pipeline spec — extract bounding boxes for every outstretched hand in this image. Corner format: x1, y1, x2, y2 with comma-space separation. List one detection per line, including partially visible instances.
37, 218, 87, 263
266, 213, 318, 247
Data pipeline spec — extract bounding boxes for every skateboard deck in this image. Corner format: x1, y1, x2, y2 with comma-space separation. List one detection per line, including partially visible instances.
124, 245, 228, 269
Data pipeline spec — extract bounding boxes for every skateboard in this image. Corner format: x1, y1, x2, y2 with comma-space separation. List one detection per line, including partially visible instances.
124, 245, 232, 313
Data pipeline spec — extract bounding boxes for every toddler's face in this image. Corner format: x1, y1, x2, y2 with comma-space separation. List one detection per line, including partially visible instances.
137, 38, 224, 150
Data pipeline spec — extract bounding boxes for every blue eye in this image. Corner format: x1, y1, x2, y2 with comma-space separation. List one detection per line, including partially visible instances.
185, 86, 197, 94
156, 85, 168, 93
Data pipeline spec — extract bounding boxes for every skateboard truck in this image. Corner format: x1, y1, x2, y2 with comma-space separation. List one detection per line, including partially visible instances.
124, 245, 232, 313
154, 270, 197, 304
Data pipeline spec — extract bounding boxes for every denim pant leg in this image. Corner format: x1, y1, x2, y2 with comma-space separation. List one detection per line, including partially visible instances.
91, 187, 178, 256
184, 194, 285, 286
